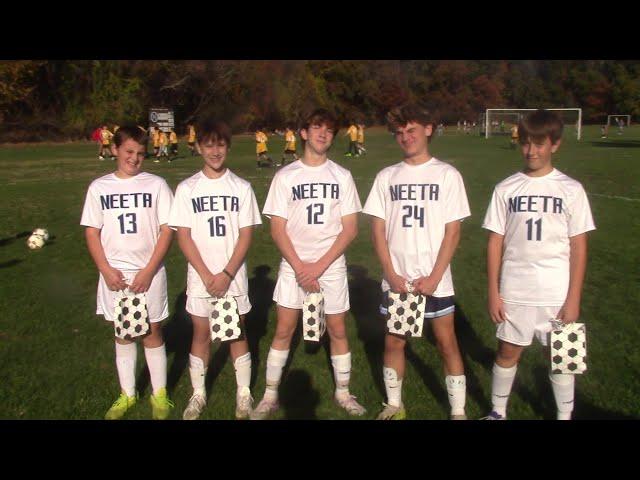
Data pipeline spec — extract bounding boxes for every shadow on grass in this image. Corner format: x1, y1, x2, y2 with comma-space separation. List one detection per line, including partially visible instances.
589, 140, 640, 148
0, 231, 31, 247
0, 259, 24, 269
245, 265, 276, 387
348, 264, 494, 413
280, 369, 320, 419
515, 364, 639, 420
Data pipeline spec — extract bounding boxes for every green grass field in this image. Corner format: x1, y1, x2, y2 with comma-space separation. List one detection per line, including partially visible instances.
1, 125, 638, 420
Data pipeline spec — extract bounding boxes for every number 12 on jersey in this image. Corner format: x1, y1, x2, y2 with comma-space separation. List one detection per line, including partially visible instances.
526, 218, 542, 241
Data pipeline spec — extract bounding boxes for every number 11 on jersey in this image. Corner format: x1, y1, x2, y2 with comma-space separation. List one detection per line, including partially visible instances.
526, 218, 542, 241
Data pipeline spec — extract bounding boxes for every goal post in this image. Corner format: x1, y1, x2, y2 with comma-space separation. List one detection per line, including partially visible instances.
606, 114, 631, 127
485, 108, 582, 140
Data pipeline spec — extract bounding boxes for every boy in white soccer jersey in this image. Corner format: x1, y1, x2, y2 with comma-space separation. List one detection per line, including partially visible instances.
363, 103, 471, 420
481, 110, 596, 420
169, 119, 262, 420
81, 126, 175, 420
251, 108, 366, 419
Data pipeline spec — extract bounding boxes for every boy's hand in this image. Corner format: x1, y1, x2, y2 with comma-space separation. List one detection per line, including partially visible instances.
557, 300, 580, 324
412, 275, 438, 296
387, 272, 409, 294
209, 272, 232, 299
301, 279, 321, 293
102, 266, 127, 291
295, 262, 325, 287
488, 292, 508, 324
129, 268, 154, 294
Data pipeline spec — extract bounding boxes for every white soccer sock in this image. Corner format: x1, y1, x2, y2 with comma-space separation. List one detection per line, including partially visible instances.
383, 366, 403, 408
446, 375, 467, 416
189, 354, 208, 397
331, 352, 352, 397
492, 363, 517, 417
144, 344, 167, 394
115, 342, 137, 397
549, 373, 575, 420
233, 352, 252, 396
265, 348, 289, 400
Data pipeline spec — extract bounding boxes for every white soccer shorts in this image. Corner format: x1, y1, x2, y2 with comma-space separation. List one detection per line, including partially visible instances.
497, 303, 562, 347
186, 294, 252, 317
273, 273, 350, 314
97, 266, 169, 323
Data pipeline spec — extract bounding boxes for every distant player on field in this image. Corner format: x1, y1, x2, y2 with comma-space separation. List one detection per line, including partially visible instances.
169, 119, 262, 420
152, 126, 160, 160
344, 121, 358, 157
510, 123, 519, 148
99, 125, 114, 160
187, 123, 197, 156
363, 103, 471, 420
481, 110, 596, 420
356, 122, 367, 155
255, 127, 273, 167
81, 126, 175, 420
251, 108, 366, 419
281, 124, 299, 166
168, 128, 178, 161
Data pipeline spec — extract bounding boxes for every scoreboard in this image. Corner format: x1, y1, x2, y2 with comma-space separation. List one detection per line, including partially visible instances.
149, 108, 175, 132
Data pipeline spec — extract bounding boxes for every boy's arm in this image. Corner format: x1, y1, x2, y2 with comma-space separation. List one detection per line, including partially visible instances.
129, 225, 174, 293
296, 213, 358, 287
486, 231, 507, 324
207, 225, 256, 299
413, 220, 462, 296
370, 216, 408, 294
557, 233, 588, 323
176, 227, 216, 296
269, 215, 319, 292
85, 227, 127, 291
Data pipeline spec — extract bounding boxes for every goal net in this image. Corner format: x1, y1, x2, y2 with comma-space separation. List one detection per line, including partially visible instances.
484, 108, 582, 140
606, 114, 631, 128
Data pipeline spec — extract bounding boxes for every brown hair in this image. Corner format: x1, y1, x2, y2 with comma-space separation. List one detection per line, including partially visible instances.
196, 118, 232, 147
113, 125, 147, 147
518, 109, 564, 144
299, 108, 340, 136
386, 103, 436, 142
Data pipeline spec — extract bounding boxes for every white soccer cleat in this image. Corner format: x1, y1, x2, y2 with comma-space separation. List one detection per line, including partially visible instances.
235, 390, 254, 419
335, 393, 367, 416
450, 413, 467, 420
249, 396, 279, 420
376, 402, 406, 420
182, 393, 207, 420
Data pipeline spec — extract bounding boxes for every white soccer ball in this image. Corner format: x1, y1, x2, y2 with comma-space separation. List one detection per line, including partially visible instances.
32, 228, 49, 241
27, 234, 45, 250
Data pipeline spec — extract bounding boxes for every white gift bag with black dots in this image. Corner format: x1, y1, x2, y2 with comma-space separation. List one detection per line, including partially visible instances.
386, 287, 426, 338
209, 296, 242, 342
114, 291, 150, 340
302, 291, 326, 342
550, 322, 587, 374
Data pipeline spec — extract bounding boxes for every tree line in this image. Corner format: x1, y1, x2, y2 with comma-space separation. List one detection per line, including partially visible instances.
1, 60, 638, 141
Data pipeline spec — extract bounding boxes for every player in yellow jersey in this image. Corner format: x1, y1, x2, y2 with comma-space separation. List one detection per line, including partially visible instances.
510, 124, 519, 149
152, 126, 160, 159
356, 122, 366, 156
280, 125, 299, 166
99, 125, 115, 160
344, 121, 358, 157
187, 124, 197, 156
168, 128, 178, 162
155, 129, 168, 162
255, 127, 273, 168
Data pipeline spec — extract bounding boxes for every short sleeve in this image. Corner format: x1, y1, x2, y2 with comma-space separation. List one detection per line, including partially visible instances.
444, 169, 471, 223
263, 173, 289, 219
80, 183, 103, 229
239, 184, 263, 228
567, 186, 596, 237
482, 187, 506, 235
157, 180, 174, 226
362, 172, 386, 220
340, 172, 362, 216
168, 184, 193, 230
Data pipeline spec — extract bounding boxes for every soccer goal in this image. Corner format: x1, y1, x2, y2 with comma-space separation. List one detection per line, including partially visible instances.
606, 114, 631, 127
485, 108, 582, 140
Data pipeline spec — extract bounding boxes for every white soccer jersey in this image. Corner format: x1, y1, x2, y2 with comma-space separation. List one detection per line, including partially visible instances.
363, 158, 470, 297
482, 168, 596, 306
169, 169, 262, 298
80, 172, 174, 271
263, 159, 362, 277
